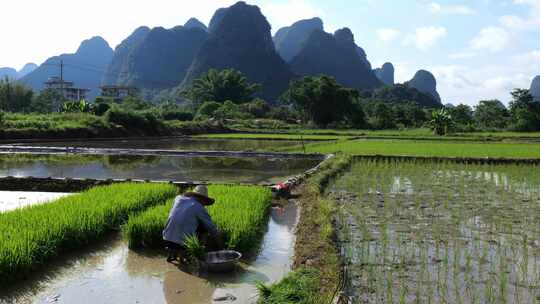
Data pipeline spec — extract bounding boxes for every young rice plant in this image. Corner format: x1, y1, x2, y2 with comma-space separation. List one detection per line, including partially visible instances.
123, 185, 273, 254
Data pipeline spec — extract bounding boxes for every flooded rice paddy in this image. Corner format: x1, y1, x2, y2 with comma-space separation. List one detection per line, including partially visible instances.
0, 191, 72, 213
331, 159, 540, 303
6, 137, 305, 152
0, 154, 320, 184
0, 202, 298, 304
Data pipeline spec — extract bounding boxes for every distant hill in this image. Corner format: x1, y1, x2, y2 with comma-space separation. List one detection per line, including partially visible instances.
1, 63, 39, 80
208, 8, 229, 33
405, 70, 441, 103
531, 76, 540, 102
17, 63, 38, 78
184, 18, 208, 31
374, 62, 394, 86
181, 1, 294, 101
22, 36, 113, 99
0, 67, 18, 79
103, 22, 208, 90
372, 84, 441, 108
290, 27, 381, 91
355, 46, 372, 70
274, 17, 323, 62
102, 26, 151, 87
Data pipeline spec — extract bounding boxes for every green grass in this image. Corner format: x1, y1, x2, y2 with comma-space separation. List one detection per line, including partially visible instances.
226, 128, 540, 141
0, 183, 177, 283
194, 133, 346, 140
283, 139, 540, 158
123, 185, 273, 254
256, 268, 320, 304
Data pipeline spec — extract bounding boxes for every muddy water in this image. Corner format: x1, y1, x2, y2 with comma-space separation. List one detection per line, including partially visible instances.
0, 191, 72, 213
1, 203, 298, 304
8, 138, 304, 152
331, 161, 540, 303
0, 154, 320, 184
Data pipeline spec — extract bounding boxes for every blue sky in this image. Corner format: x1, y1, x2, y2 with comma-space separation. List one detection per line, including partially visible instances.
1, 0, 539, 106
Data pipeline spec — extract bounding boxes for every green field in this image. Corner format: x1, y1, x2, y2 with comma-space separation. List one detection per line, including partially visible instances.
194, 133, 346, 140
0, 183, 177, 283
222, 128, 540, 141
123, 185, 273, 254
283, 139, 540, 158
333, 159, 540, 303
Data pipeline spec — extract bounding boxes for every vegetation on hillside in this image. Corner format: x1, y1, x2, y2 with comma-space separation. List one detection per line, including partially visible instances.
2, 66, 540, 140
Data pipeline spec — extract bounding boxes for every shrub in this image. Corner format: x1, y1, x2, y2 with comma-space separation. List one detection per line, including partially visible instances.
196, 101, 221, 119
104, 107, 163, 132
160, 109, 194, 121
94, 102, 111, 116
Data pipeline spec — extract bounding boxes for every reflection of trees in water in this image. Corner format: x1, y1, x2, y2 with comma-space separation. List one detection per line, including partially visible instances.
103, 155, 161, 170
0, 154, 100, 169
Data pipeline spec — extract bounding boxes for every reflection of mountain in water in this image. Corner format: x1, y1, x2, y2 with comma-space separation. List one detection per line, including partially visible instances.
0, 154, 320, 184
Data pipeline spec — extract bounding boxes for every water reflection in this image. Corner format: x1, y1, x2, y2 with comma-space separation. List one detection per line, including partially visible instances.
0, 154, 321, 184
10, 138, 304, 152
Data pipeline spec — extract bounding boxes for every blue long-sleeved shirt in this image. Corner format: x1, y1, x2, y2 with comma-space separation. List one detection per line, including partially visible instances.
162, 195, 218, 246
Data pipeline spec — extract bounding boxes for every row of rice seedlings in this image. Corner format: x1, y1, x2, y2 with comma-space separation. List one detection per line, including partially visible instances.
123, 185, 273, 254
331, 158, 540, 303
0, 183, 178, 283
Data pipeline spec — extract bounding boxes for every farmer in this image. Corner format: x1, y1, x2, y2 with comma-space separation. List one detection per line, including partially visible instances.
163, 185, 221, 263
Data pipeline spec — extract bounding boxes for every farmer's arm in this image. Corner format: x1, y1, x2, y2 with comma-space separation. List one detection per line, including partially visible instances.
196, 206, 218, 236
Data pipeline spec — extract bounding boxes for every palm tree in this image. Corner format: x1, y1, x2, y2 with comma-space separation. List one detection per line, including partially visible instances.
182, 69, 261, 106
429, 108, 454, 135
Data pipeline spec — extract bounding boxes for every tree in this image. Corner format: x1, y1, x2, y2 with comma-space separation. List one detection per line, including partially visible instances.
183, 69, 261, 106
429, 108, 454, 135
29, 89, 63, 113
393, 102, 428, 128
508, 88, 540, 131
474, 100, 509, 130
121, 96, 153, 111
448, 104, 474, 128
0, 77, 34, 112
369, 102, 395, 129
196, 101, 221, 119
281, 75, 360, 127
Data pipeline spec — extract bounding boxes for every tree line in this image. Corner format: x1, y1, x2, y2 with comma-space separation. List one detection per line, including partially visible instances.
1, 70, 540, 134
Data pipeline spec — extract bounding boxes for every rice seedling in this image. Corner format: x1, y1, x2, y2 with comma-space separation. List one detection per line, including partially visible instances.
184, 234, 206, 261
123, 185, 273, 254
331, 158, 540, 303
0, 183, 177, 284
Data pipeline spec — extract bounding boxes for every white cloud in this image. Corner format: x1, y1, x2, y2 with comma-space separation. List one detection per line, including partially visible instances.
425, 49, 540, 105
0, 0, 325, 68
448, 51, 477, 59
376, 28, 401, 42
500, 0, 540, 30
407, 26, 447, 50
470, 26, 511, 52
429, 2, 475, 15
